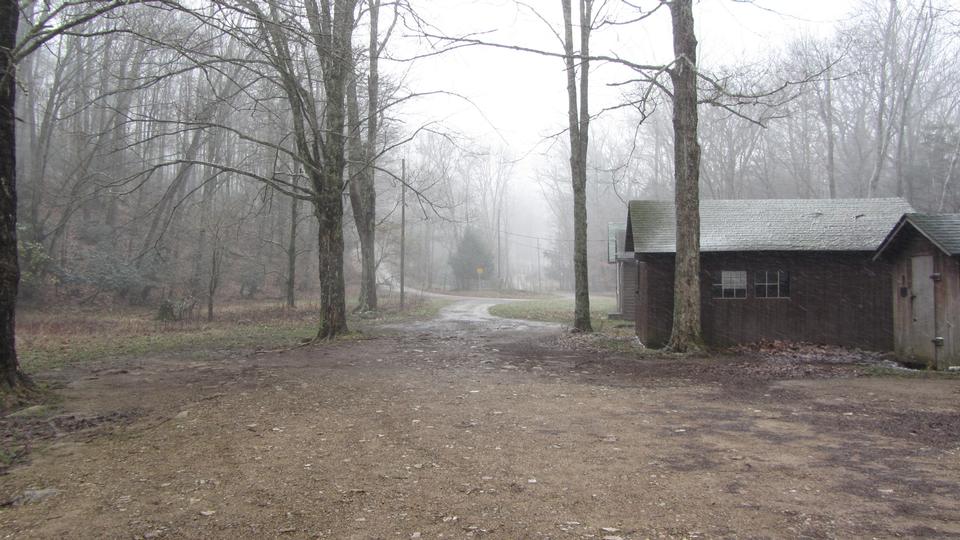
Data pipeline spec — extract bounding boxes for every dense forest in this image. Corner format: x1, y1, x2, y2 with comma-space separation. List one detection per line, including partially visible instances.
10, 0, 960, 314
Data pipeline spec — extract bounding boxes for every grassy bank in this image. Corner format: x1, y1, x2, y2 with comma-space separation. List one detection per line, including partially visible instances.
488, 296, 619, 326
17, 292, 450, 374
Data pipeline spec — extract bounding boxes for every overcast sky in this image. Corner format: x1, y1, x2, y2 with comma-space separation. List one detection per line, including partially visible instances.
395, 0, 857, 155
385, 0, 861, 245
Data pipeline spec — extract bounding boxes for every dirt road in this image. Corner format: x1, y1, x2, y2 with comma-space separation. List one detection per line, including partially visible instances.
386, 295, 556, 336
2, 298, 959, 539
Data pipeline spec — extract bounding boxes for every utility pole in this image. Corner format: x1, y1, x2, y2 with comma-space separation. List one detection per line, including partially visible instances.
496, 214, 501, 290
400, 159, 406, 311
537, 238, 542, 293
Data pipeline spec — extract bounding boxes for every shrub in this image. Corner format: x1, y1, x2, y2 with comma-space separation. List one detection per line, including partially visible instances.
17, 235, 52, 300
449, 228, 494, 290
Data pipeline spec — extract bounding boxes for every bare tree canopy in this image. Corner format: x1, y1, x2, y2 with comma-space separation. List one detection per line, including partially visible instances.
2, 0, 960, 395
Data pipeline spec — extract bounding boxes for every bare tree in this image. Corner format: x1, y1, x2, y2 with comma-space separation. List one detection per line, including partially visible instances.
0, 0, 22, 390
562, 0, 593, 332
347, 0, 397, 313
867, 0, 899, 197
285, 177, 301, 308
2, 0, 162, 392
216, 0, 357, 338
664, 0, 703, 353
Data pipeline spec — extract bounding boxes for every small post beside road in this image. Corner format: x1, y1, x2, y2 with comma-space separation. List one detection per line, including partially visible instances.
400, 158, 406, 311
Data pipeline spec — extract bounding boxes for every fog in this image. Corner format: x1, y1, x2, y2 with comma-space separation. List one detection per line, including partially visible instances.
13, 0, 960, 314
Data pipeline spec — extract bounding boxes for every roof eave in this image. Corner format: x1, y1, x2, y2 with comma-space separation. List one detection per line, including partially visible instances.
873, 215, 954, 260
636, 247, 882, 255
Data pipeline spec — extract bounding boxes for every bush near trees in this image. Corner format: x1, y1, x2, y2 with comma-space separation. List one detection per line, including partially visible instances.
449, 228, 494, 290
16, 231, 51, 301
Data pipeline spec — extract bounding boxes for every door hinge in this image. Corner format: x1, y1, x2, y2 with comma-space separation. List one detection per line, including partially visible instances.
930, 273, 942, 282
932, 337, 945, 347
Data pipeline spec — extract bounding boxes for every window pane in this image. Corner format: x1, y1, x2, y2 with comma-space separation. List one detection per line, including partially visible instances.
754, 270, 790, 298
722, 271, 746, 289
715, 270, 746, 299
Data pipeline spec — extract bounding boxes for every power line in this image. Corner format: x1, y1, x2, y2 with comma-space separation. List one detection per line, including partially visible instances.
472, 223, 609, 244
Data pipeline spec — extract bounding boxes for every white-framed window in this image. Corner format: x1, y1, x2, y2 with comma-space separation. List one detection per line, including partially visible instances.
712, 270, 747, 299
755, 270, 790, 298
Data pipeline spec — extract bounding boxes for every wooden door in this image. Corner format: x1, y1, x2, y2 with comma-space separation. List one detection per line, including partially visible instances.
910, 255, 935, 363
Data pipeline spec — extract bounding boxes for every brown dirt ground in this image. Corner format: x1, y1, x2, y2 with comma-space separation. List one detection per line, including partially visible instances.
2, 302, 960, 539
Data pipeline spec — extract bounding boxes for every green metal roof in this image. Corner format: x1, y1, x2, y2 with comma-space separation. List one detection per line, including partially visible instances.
626, 198, 913, 253
875, 213, 960, 258
904, 213, 960, 255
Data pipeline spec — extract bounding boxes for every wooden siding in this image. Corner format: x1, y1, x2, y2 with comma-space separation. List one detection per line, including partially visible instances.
885, 230, 960, 369
945, 256, 960, 368
613, 261, 637, 321
634, 252, 894, 350
634, 256, 674, 347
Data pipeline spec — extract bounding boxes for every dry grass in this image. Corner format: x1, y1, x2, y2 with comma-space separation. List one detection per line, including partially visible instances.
487, 295, 618, 326
487, 295, 642, 353
16, 292, 449, 374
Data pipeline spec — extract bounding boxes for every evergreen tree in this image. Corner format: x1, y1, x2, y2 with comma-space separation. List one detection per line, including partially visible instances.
449, 228, 494, 290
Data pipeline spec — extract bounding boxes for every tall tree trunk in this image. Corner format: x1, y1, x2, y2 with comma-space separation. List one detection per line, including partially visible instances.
666, 0, 704, 353
286, 177, 298, 309
425, 220, 434, 289
311, 0, 355, 339
138, 126, 204, 263
192, 147, 217, 296
562, 0, 592, 332
894, 101, 909, 198
823, 61, 837, 198
0, 0, 26, 390
207, 245, 221, 322
938, 135, 960, 212
314, 188, 346, 338
25, 36, 68, 242
346, 74, 376, 313
348, 0, 381, 313
867, 0, 899, 197
894, 1, 934, 200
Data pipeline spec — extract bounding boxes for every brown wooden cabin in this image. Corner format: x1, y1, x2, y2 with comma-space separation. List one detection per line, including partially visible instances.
874, 214, 960, 369
623, 198, 913, 349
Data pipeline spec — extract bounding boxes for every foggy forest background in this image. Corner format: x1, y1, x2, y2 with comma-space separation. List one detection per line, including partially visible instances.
16, 0, 960, 316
